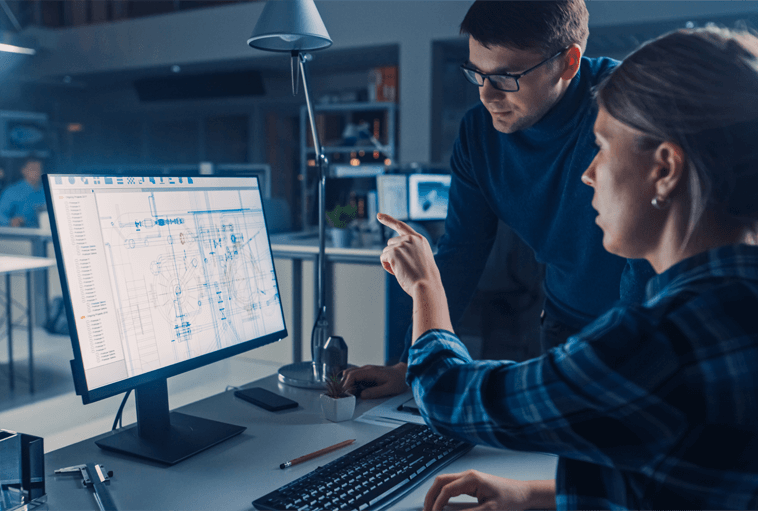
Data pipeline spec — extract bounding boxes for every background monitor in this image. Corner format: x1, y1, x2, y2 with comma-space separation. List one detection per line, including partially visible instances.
376, 173, 452, 222
376, 174, 409, 221
44, 174, 287, 464
408, 174, 451, 221
0, 111, 49, 158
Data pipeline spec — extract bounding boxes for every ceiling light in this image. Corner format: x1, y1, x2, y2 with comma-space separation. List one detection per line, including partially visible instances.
0, 31, 36, 56
0, 42, 34, 55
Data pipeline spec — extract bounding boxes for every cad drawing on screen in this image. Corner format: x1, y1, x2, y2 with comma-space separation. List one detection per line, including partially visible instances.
93, 188, 283, 380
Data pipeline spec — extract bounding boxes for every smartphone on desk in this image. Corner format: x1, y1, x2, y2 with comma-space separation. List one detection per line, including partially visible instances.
234, 387, 298, 412
398, 398, 422, 416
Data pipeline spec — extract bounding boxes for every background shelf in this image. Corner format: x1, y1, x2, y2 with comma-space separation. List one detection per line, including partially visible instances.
300, 102, 397, 229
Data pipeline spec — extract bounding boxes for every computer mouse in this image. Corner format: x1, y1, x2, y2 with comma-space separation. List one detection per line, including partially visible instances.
351, 380, 378, 398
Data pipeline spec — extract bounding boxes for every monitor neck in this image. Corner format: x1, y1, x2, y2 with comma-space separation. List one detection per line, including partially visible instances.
135, 379, 171, 441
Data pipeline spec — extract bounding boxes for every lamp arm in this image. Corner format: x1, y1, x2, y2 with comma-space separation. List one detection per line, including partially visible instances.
299, 52, 329, 373
299, 53, 323, 159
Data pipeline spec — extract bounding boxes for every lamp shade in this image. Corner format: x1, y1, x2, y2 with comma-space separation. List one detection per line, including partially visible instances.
248, 0, 332, 52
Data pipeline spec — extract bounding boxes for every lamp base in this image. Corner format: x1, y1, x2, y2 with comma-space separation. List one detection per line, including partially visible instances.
278, 361, 326, 389
278, 361, 357, 389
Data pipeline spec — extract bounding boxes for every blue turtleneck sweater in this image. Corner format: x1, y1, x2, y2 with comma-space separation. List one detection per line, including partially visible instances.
430, 56, 654, 338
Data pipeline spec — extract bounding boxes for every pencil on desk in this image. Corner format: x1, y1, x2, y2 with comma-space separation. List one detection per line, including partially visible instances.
280, 439, 356, 469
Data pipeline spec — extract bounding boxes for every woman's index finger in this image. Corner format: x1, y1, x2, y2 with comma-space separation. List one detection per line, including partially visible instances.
377, 213, 417, 236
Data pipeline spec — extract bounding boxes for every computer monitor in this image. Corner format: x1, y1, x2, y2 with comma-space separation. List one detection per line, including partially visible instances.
377, 173, 451, 222
408, 174, 451, 221
0, 111, 49, 158
43, 174, 287, 464
376, 174, 409, 221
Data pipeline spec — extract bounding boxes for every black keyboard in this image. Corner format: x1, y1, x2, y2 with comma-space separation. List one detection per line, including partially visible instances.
253, 423, 473, 511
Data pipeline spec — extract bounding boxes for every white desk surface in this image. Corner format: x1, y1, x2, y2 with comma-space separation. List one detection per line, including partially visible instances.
0, 226, 51, 238
271, 232, 384, 257
0, 254, 57, 274
43, 373, 557, 510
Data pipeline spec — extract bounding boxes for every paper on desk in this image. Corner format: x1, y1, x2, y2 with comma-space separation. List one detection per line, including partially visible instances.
355, 391, 426, 427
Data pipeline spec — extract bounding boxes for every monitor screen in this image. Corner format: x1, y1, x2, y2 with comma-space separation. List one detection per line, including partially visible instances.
408, 174, 451, 221
44, 174, 287, 464
376, 174, 409, 221
46, 174, 285, 394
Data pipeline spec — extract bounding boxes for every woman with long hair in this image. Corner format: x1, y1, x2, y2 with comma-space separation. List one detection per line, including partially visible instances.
378, 27, 758, 510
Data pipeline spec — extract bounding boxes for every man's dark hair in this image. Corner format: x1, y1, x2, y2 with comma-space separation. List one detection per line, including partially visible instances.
460, 0, 589, 56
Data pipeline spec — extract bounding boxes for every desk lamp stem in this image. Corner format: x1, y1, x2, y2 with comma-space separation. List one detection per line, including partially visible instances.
279, 52, 330, 385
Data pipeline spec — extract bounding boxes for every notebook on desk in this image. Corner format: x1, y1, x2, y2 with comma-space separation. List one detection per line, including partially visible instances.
354, 392, 426, 427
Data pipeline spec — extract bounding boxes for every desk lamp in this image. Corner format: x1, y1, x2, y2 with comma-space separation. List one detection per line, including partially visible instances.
249, 0, 333, 388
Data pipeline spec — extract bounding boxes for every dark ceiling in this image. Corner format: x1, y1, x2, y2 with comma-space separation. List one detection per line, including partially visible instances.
0, 0, 260, 31
49, 44, 399, 91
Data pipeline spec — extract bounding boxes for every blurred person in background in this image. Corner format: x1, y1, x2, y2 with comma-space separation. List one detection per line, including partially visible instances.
0, 156, 46, 227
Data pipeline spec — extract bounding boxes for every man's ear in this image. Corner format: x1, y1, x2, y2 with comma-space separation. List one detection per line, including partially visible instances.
560, 44, 582, 81
651, 141, 687, 198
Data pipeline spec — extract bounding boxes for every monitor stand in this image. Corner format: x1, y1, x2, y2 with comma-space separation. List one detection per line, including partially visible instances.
95, 379, 245, 465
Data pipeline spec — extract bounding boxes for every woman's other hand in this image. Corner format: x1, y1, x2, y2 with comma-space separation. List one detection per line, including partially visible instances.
424, 470, 556, 511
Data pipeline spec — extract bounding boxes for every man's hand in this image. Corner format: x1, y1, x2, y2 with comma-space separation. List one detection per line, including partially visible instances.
10, 217, 24, 227
424, 471, 555, 511
341, 362, 408, 399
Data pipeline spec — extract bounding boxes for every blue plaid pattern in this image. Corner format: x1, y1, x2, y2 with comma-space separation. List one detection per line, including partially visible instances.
407, 244, 758, 510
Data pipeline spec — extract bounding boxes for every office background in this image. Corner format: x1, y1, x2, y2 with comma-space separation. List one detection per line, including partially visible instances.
1, 0, 758, 451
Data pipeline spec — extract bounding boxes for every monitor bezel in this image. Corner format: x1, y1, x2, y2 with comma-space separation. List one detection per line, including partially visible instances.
43, 173, 288, 404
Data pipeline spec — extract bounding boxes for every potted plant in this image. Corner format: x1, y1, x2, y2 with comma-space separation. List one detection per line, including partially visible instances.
320, 373, 356, 422
325, 204, 357, 248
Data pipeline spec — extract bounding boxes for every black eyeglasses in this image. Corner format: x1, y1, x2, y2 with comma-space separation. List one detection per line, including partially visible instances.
460, 48, 568, 92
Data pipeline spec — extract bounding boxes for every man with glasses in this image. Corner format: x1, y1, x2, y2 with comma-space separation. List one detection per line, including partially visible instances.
344, 0, 654, 397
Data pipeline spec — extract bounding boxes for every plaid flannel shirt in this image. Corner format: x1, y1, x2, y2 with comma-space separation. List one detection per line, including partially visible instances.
407, 244, 758, 510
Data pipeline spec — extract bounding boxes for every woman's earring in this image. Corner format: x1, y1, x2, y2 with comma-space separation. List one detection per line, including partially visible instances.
651, 195, 670, 210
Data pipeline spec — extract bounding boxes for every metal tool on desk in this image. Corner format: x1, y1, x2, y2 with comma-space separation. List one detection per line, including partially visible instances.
54, 463, 116, 511
0, 429, 46, 511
